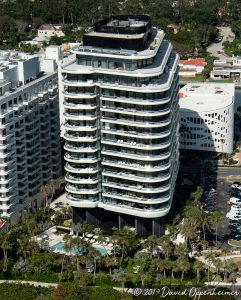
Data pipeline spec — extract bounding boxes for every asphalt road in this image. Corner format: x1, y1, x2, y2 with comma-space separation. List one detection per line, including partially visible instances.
207, 26, 235, 59
217, 167, 241, 178
180, 166, 241, 177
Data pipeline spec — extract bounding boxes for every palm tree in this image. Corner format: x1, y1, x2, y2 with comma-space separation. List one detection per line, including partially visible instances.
0, 231, 11, 272
133, 253, 151, 288
170, 260, 179, 279
142, 235, 159, 260
72, 237, 88, 272
204, 251, 216, 285
40, 185, 51, 208
112, 227, 137, 267
158, 235, 173, 260
112, 268, 129, 293
193, 260, 204, 283
177, 258, 190, 282
197, 210, 211, 242
174, 243, 189, 259
179, 217, 198, 247
104, 255, 118, 275
210, 211, 225, 248
23, 213, 38, 238
72, 221, 94, 237
153, 258, 167, 278
87, 245, 101, 283
61, 234, 73, 274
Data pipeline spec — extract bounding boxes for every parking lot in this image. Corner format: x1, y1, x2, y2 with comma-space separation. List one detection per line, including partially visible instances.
202, 167, 241, 249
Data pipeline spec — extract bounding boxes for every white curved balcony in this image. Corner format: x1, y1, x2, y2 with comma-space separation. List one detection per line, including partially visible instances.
101, 106, 170, 117
102, 170, 171, 183
98, 201, 170, 218
65, 173, 99, 184
65, 163, 98, 174
100, 93, 171, 106
102, 191, 171, 205
64, 143, 99, 153
63, 79, 95, 87
101, 117, 171, 128
101, 129, 171, 139
63, 101, 97, 110
102, 182, 170, 193
62, 52, 178, 93
102, 149, 171, 161
63, 90, 96, 99
64, 112, 97, 121
66, 194, 98, 208
64, 133, 98, 142
64, 123, 97, 132
102, 159, 171, 172
64, 153, 98, 163
101, 138, 171, 150
66, 184, 100, 194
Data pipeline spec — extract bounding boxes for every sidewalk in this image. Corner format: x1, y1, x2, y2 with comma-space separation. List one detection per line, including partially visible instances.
0, 280, 58, 287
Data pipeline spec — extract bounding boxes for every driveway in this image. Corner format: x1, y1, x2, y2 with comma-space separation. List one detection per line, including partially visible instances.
207, 26, 235, 59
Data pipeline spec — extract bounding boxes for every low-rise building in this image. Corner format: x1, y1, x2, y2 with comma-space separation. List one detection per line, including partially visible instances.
179, 58, 207, 78
0, 50, 62, 223
211, 56, 241, 80
179, 83, 235, 153
38, 24, 65, 39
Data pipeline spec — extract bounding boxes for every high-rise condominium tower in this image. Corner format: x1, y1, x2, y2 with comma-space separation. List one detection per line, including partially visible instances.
0, 50, 62, 223
60, 15, 179, 236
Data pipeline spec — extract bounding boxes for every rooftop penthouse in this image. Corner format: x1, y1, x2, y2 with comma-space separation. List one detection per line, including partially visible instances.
83, 15, 152, 51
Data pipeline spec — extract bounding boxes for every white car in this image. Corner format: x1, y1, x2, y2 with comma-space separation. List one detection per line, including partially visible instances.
230, 197, 241, 205
227, 208, 241, 215
227, 213, 241, 220
232, 184, 241, 190
229, 209, 241, 215
229, 197, 241, 206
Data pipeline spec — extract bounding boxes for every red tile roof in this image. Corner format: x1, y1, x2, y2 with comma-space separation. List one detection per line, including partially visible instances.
179, 58, 207, 66
0, 220, 6, 228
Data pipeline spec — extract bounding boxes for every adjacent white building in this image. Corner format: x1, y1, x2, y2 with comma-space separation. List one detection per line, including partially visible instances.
179, 83, 235, 153
0, 50, 62, 223
59, 15, 179, 236
211, 56, 241, 80
38, 24, 65, 39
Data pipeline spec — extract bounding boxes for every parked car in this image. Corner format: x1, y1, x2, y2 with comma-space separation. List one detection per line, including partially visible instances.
230, 197, 241, 205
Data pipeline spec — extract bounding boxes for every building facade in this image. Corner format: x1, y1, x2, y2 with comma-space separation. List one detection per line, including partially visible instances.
179, 58, 207, 78
60, 15, 179, 236
179, 83, 235, 153
211, 56, 241, 80
0, 51, 62, 223
38, 24, 65, 39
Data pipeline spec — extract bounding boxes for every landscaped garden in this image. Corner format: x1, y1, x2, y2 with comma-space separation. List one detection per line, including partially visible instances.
0, 182, 239, 300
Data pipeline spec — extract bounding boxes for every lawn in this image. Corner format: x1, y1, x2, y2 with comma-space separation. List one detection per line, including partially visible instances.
228, 239, 241, 247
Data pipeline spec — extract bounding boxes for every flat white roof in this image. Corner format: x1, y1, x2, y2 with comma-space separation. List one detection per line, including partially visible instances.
179, 82, 235, 112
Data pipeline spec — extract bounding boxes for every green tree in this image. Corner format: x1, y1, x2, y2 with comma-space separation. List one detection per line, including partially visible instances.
112, 227, 137, 267
112, 268, 129, 294
210, 211, 225, 248
29, 253, 60, 276
0, 231, 11, 272
158, 235, 173, 260
142, 235, 159, 260
193, 260, 204, 283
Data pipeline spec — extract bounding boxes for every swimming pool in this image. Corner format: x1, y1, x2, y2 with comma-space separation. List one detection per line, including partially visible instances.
52, 241, 107, 255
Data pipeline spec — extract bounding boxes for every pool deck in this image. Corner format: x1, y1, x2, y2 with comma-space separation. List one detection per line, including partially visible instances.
34, 226, 113, 255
